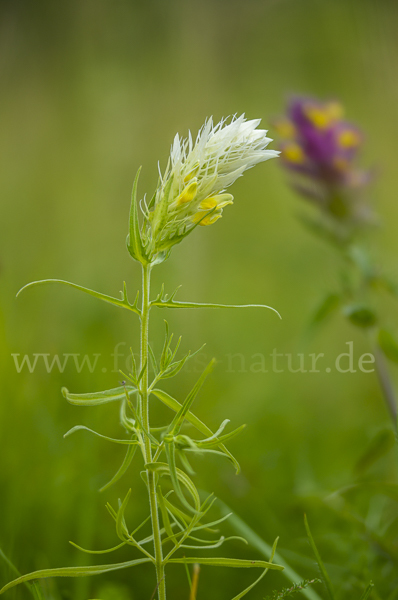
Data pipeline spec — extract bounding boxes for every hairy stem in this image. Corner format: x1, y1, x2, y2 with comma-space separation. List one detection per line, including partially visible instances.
141, 263, 166, 600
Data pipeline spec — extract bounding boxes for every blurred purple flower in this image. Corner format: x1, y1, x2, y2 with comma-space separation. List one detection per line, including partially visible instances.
274, 97, 371, 225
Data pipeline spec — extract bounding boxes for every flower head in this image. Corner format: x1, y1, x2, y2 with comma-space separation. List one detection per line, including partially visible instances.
274, 97, 370, 229
143, 115, 278, 260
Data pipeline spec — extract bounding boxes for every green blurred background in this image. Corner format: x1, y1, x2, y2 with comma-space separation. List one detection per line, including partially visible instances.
1, 0, 398, 598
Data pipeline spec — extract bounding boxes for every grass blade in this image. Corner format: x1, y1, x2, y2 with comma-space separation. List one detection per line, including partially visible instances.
0, 547, 45, 599
217, 501, 323, 600
304, 515, 335, 600
360, 582, 374, 600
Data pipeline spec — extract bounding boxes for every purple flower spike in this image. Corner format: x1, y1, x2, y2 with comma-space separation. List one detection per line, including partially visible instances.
274, 96, 371, 234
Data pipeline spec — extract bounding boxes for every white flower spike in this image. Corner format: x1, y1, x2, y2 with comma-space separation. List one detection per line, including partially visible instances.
128, 114, 279, 264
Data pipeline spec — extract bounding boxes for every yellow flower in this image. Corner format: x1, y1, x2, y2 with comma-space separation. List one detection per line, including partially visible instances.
176, 179, 198, 205
192, 212, 222, 226
338, 129, 361, 149
283, 142, 305, 164
199, 193, 234, 211
304, 101, 343, 130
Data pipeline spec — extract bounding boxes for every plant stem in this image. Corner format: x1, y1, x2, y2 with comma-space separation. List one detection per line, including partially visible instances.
140, 263, 166, 600
372, 343, 398, 436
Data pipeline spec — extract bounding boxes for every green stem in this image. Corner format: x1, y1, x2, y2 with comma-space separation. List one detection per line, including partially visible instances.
140, 263, 166, 600
372, 344, 398, 436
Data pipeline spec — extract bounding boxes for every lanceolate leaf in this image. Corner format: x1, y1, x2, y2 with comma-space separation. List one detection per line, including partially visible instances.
165, 441, 198, 513
116, 489, 132, 541
144, 462, 201, 513
151, 297, 281, 319
167, 557, 283, 570
195, 424, 246, 448
151, 388, 241, 473
62, 385, 137, 406
168, 359, 215, 436
16, 279, 141, 316
69, 540, 127, 555
127, 167, 149, 264
157, 486, 178, 545
64, 425, 140, 445
0, 558, 152, 595
100, 443, 137, 493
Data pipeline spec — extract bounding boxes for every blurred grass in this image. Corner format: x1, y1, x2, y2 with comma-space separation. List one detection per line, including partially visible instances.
1, 0, 398, 598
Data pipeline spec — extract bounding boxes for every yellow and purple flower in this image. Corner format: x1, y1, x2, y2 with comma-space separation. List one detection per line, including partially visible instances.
274, 97, 370, 224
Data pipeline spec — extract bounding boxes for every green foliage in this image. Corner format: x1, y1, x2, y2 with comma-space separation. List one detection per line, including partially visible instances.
343, 304, 377, 329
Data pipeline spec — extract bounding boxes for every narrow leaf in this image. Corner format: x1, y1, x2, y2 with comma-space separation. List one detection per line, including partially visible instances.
145, 462, 201, 512
231, 537, 279, 600
0, 559, 151, 595
168, 360, 215, 435
116, 489, 132, 541
69, 541, 127, 555
151, 298, 281, 319
16, 279, 140, 316
165, 441, 197, 513
100, 443, 137, 493
151, 388, 240, 473
157, 486, 177, 545
196, 424, 246, 449
168, 557, 283, 570
148, 344, 159, 375
62, 385, 137, 407
127, 167, 148, 264
64, 425, 139, 445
